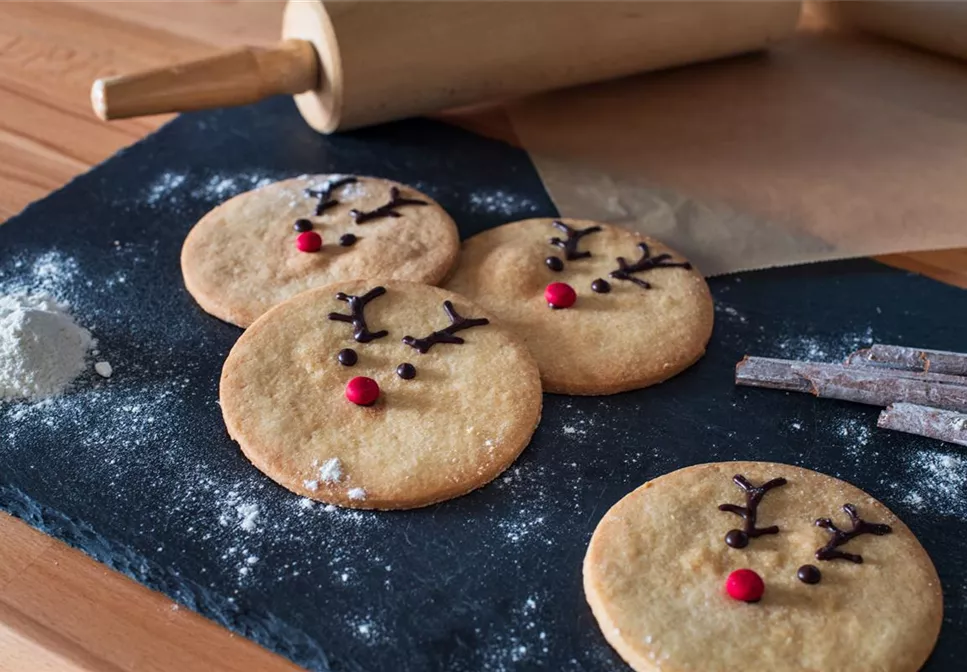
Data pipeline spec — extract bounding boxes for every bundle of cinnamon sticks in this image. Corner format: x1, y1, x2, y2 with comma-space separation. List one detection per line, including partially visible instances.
736, 345, 967, 447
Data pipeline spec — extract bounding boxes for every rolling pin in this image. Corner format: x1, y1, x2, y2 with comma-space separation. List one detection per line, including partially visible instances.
91, 1, 801, 133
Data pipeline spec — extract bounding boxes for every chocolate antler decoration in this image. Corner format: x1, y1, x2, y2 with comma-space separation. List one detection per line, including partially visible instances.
402, 301, 489, 353
609, 242, 692, 289
815, 503, 892, 563
350, 187, 428, 224
718, 475, 788, 548
304, 176, 358, 215
548, 221, 602, 261
327, 286, 389, 343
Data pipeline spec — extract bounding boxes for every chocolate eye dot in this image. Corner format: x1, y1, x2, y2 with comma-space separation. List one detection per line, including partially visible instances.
797, 564, 822, 585
339, 233, 358, 247
591, 278, 611, 294
294, 218, 313, 233
545, 256, 564, 272
396, 363, 416, 380
337, 348, 358, 366
724, 529, 749, 549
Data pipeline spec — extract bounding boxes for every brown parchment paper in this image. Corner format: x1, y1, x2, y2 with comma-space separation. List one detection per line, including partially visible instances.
504, 13, 967, 276
822, 1, 967, 62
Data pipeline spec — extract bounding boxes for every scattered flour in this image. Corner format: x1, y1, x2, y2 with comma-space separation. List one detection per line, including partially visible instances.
775, 327, 874, 362
898, 451, 967, 518
2, 251, 79, 298
478, 594, 552, 670
467, 189, 539, 218
145, 172, 187, 205
554, 404, 596, 440
217, 494, 261, 533
347, 487, 367, 501
714, 303, 748, 324
142, 170, 278, 208
836, 417, 872, 457
237, 503, 260, 532
0, 293, 94, 401
191, 174, 274, 201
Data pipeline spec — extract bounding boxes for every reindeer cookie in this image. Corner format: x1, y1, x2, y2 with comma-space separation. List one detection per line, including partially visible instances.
445, 218, 713, 394
584, 462, 942, 672
182, 175, 459, 327
219, 280, 542, 509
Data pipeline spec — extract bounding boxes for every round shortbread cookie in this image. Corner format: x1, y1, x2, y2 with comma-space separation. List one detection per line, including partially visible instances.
584, 461, 943, 672
182, 175, 460, 327
444, 219, 713, 395
219, 280, 542, 510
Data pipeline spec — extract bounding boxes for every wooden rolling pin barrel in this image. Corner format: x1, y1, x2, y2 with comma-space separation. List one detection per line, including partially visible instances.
91, 1, 801, 133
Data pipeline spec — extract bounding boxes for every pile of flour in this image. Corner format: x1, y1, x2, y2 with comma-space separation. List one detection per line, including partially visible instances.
0, 293, 96, 401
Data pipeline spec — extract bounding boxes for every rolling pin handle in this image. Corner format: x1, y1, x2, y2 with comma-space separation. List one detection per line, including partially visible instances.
91, 39, 320, 121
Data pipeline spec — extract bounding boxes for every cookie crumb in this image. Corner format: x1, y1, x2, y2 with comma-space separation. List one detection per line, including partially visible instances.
94, 361, 113, 378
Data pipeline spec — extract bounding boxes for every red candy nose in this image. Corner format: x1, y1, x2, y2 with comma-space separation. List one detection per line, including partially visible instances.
725, 569, 765, 603
296, 231, 323, 253
346, 376, 380, 406
545, 282, 577, 309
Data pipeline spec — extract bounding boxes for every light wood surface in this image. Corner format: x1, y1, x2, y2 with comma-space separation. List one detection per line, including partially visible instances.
2, 2, 967, 671
0, 512, 301, 672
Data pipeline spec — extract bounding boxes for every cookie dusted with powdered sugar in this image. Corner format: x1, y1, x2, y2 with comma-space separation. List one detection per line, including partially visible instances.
219, 280, 542, 510
182, 175, 459, 327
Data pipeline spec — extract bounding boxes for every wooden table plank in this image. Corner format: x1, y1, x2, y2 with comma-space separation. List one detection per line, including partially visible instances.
0, 513, 301, 672
0, 2, 965, 670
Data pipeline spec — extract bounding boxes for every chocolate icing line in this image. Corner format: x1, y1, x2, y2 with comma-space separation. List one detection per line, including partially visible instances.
609, 242, 692, 290
548, 220, 601, 261
304, 176, 358, 216
402, 301, 489, 354
719, 475, 787, 548
327, 287, 389, 343
815, 504, 892, 563
350, 187, 428, 224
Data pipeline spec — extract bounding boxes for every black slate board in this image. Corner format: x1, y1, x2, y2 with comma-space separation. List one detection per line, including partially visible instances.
1, 97, 964, 671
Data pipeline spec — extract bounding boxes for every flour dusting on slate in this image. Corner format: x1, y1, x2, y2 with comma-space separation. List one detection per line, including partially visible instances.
774, 327, 875, 361
893, 451, 967, 519
467, 189, 540, 218
142, 170, 280, 208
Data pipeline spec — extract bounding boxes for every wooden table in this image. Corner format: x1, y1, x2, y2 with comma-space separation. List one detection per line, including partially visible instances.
1, 2, 964, 670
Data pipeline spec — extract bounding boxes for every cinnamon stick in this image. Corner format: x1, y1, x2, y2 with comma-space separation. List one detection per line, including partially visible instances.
733, 356, 813, 393
848, 344, 967, 376
877, 403, 967, 447
735, 357, 967, 412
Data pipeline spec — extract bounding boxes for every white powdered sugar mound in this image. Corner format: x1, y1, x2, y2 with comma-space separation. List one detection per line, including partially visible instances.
318, 457, 343, 483
0, 293, 94, 401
